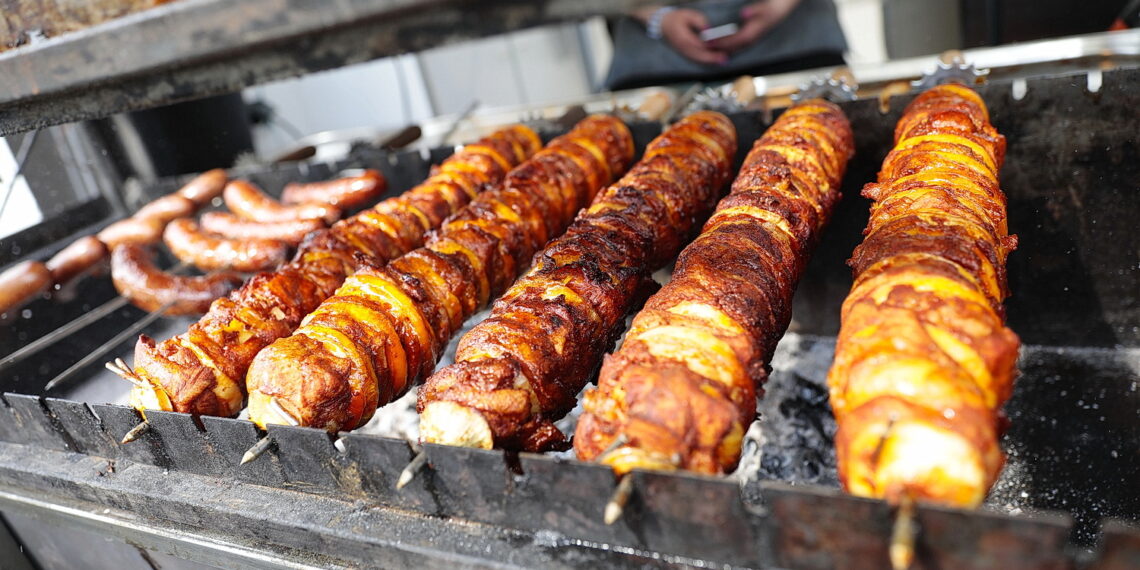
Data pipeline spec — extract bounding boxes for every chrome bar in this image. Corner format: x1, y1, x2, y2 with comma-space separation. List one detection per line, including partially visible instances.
43, 300, 175, 392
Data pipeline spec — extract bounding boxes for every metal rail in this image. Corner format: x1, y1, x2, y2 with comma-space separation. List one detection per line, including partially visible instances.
0, 67, 1137, 568
0, 0, 640, 136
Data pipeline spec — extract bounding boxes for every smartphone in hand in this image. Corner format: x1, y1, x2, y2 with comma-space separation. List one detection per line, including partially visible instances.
699, 23, 740, 42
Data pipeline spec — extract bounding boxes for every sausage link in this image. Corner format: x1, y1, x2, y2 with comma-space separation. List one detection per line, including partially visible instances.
281, 170, 386, 209
176, 169, 228, 207
224, 180, 340, 224
134, 194, 197, 225
111, 243, 243, 316
96, 217, 166, 249
0, 261, 53, 317
46, 236, 109, 286
198, 211, 324, 246
164, 218, 288, 273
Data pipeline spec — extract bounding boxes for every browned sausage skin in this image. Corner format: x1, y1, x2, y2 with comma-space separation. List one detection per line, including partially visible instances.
163, 218, 288, 273
133, 194, 197, 225
223, 180, 340, 224
46, 236, 109, 286
111, 243, 243, 316
0, 261, 53, 317
176, 168, 228, 207
96, 217, 166, 249
280, 170, 386, 210
198, 211, 324, 246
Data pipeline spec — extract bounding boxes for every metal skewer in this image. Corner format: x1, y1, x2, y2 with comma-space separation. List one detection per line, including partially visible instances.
241, 435, 276, 465
0, 296, 130, 372
239, 398, 297, 465
890, 494, 918, 570
604, 474, 635, 525
396, 447, 428, 490
104, 358, 153, 444
119, 419, 151, 444
3, 260, 188, 374
44, 300, 175, 392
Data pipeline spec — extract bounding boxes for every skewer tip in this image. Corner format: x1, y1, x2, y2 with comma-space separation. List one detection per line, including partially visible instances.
120, 420, 150, 444
241, 435, 274, 465
889, 495, 918, 570
396, 450, 428, 490
603, 474, 635, 525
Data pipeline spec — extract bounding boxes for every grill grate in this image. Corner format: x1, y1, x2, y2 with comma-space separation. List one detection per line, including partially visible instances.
0, 67, 1137, 568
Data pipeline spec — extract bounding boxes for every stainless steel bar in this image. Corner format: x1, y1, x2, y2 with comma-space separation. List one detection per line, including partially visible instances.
43, 300, 175, 392
0, 261, 189, 373
0, 0, 645, 136
0, 296, 130, 371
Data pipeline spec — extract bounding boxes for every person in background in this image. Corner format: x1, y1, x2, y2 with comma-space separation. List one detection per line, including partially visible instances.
605, 0, 847, 90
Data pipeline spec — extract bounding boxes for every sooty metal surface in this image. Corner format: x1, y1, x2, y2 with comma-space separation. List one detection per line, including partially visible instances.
0, 68, 1137, 567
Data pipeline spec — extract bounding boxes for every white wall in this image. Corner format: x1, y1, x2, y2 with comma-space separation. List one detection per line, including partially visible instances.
245, 54, 434, 160
0, 138, 43, 240
245, 22, 601, 160
835, 0, 889, 64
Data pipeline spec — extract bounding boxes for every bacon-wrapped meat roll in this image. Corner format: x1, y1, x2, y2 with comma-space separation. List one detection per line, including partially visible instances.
828, 84, 1019, 507
418, 111, 737, 452
245, 116, 634, 432
574, 101, 853, 475
126, 126, 539, 418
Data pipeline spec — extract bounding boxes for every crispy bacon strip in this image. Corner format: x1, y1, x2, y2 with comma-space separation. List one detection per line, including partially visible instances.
418, 111, 737, 452
127, 126, 539, 417
828, 84, 1019, 507
574, 101, 853, 475
245, 116, 634, 432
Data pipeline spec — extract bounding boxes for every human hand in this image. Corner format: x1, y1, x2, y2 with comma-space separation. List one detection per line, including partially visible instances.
707, 0, 802, 53
660, 8, 729, 65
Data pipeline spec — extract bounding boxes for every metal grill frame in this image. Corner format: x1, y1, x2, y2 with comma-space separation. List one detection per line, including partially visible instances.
0, 68, 1138, 568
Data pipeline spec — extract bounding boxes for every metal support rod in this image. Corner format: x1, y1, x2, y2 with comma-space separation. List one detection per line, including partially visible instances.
890, 495, 918, 570
1, 260, 187, 375
43, 300, 174, 392
604, 474, 635, 525
241, 436, 275, 466
120, 421, 151, 445
396, 449, 428, 490
0, 296, 129, 372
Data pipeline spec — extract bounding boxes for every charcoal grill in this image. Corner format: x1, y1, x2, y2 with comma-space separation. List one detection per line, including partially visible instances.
0, 9, 1138, 568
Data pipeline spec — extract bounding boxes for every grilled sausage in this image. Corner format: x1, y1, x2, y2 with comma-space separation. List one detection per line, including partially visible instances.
176, 168, 228, 207
197, 211, 324, 246
417, 111, 737, 452
223, 180, 340, 224
96, 217, 166, 249
0, 261, 53, 317
126, 125, 541, 417
828, 84, 1019, 508
163, 218, 288, 273
245, 115, 634, 432
280, 170, 386, 210
111, 243, 243, 316
45, 236, 109, 286
575, 101, 854, 475
134, 194, 197, 225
